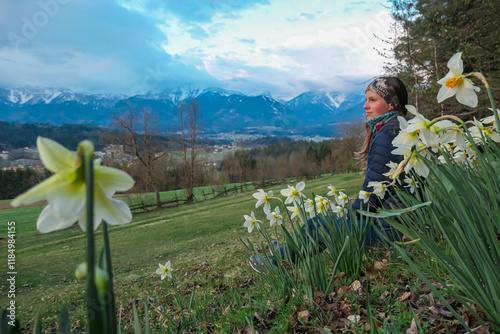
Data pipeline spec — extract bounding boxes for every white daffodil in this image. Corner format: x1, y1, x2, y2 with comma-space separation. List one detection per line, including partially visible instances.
315, 202, 326, 216
452, 150, 468, 164
314, 195, 328, 215
383, 162, 400, 182
287, 205, 300, 220
405, 114, 439, 147
484, 110, 498, 130
280, 181, 305, 204
406, 152, 430, 178
331, 205, 346, 218
156, 261, 173, 280
439, 125, 467, 151
403, 177, 418, 194
11, 137, 134, 233
394, 141, 431, 177
367, 181, 386, 199
469, 117, 500, 143
335, 191, 349, 207
392, 129, 421, 149
327, 184, 340, 197
267, 207, 283, 227
463, 142, 477, 160
252, 189, 274, 214
437, 52, 480, 108
243, 211, 260, 233
304, 198, 315, 215
358, 190, 370, 204
405, 105, 418, 117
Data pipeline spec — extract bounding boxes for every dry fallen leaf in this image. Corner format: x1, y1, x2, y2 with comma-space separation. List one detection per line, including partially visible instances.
406, 318, 418, 334
379, 290, 390, 301
350, 280, 362, 292
374, 261, 386, 271
347, 315, 361, 324
399, 291, 412, 302
297, 310, 310, 324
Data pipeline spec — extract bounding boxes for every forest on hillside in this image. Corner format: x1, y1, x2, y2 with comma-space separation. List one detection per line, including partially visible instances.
384, 0, 499, 119
0, 121, 364, 200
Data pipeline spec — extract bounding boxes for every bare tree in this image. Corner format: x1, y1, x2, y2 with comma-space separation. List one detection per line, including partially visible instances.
112, 104, 167, 208
175, 99, 202, 202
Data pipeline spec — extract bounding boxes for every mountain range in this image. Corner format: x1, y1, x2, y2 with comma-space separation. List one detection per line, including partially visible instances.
0, 87, 366, 138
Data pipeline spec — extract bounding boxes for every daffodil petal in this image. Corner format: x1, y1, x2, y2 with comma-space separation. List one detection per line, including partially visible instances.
437, 71, 454, 85
94, 186, 132, 225
47, 182, 86, 221
447, 52, 463, 75
37, 205, 77, 233
77, 213, 102, 232
456, 85, 478, 108
296, 181, 305, 191
11, 173, 70, 207
462, 78, 481, 93
37, 137, 77, 173
437, 85, 457, 103
95, 165, 135, 192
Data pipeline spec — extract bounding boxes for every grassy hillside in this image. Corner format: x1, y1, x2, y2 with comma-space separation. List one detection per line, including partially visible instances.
0, 173, 364, 331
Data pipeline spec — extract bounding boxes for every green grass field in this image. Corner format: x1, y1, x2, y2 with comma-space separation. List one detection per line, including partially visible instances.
0, 173, 365, 331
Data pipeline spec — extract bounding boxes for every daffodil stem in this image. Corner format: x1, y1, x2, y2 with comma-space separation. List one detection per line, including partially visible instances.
84, 153, 100, 332
428, 115, 465, 128
85, 155, 95, 276
102, 222, 118, 334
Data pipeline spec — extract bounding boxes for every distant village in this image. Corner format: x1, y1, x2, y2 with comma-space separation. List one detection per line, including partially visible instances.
0, 143, 236, 171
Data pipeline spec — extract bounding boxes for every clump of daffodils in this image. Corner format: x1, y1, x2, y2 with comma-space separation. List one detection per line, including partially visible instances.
243, 181, 352, 233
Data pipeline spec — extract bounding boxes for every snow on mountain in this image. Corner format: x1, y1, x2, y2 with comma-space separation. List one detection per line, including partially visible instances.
285, 90, 352, 111
0, 86, 365, 137
139, 87, 243, 104
1, 87, 126, 108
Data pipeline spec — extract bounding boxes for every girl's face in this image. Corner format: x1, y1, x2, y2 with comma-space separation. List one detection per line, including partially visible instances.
364, 90, 392, 120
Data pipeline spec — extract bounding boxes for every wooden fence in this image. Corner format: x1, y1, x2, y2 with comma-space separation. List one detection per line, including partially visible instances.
128, 178, 294, 214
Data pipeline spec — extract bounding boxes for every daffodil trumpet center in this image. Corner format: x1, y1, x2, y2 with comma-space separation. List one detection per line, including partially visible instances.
76, 140, 95, 184
445, 75, 464, 89
75, 158, 86, 184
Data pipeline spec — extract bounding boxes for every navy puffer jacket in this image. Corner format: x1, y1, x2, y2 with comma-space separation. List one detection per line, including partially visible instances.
351, 117, 407, 215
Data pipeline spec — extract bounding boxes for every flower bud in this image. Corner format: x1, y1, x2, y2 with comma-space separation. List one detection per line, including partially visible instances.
75, 263, 88, 280
94, 267, 109, 297
77, 140, 95, 161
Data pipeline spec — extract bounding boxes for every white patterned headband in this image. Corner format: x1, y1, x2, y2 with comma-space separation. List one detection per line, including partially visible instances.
366, 78, 400, 110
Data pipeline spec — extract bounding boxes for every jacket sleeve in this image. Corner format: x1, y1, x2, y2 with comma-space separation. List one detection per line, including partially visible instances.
352, 122, 403, 213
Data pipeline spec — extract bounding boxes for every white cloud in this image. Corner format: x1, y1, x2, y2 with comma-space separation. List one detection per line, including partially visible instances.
0, 0, 395, 99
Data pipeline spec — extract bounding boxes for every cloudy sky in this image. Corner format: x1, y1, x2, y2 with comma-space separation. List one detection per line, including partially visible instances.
0, 0, 395, 100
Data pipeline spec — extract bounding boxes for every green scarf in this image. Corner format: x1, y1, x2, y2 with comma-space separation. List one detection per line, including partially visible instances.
365, 111, 398, 135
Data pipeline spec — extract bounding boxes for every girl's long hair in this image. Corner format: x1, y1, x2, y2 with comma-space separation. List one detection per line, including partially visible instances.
355, 77, 409, 174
